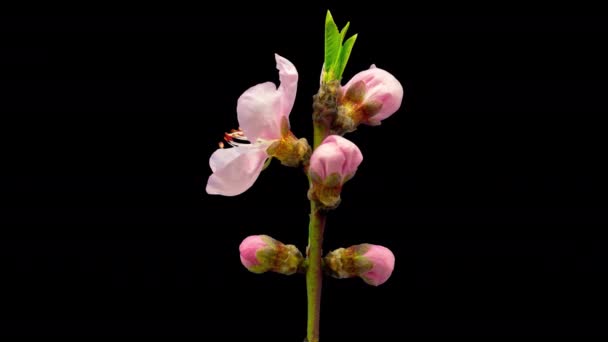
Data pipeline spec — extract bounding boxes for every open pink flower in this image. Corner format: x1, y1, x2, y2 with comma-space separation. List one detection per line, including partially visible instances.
342, 65, 403, 126
206, 54, 298, 196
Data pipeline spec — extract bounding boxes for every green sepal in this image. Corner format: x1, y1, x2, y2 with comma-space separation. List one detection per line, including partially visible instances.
361, 99, 383, 117
324, 172, 342, 188
351, 244, 374, 274
318, 186, 341, 209
262, 157, 273, 171
309, 171, 322, 185
351, 243, 372, 255
344, 80, 366, 103
280, 115, 290, 137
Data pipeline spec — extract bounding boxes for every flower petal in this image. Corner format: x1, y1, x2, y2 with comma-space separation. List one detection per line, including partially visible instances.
275, 54, 298, 119
237, 82, 282, 143
331, 135, 364, 177
361, 245, 395, 286
312, 142, 346, 180
239, 235, 269, 269
206, 145, 268, 196
236, 54, 298, 143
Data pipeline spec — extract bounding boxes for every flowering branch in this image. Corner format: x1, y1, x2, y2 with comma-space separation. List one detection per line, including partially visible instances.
206, 10, 403, 341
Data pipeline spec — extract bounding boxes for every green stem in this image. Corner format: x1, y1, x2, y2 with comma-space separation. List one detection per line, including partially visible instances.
306, 200, 326, 342
313, 123, 328, 149
306, 123, 329, 342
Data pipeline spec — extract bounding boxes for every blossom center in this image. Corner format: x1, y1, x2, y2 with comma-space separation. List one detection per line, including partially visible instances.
266, 132, 311, 168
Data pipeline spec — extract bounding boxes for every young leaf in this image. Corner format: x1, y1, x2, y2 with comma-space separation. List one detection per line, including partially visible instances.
339, 22, 350, 44
324, 10, 341, 80
334, 34, 357, 81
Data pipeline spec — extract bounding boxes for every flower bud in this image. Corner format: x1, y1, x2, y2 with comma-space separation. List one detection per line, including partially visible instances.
324, 244, 395, 286
333, 65, 403, 133
359, 245, 396, 286
308, 135, 363, 209
239, 235, 303, 275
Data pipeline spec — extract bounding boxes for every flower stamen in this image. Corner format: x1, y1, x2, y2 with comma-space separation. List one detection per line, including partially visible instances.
220, 129, 251, 147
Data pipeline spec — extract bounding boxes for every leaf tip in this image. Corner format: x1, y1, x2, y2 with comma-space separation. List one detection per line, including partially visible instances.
326, 10, 334, 24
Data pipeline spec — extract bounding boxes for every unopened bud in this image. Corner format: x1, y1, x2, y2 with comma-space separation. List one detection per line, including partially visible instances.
332, 65, 403, 134
324, 244, 395, 286
239, 235, 304, 275
308, 135, 363, 209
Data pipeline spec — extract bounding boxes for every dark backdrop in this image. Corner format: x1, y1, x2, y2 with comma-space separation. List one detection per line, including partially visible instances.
1, 8, 608, 338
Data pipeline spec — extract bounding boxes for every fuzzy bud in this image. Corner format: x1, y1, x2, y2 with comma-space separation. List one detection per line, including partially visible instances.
332, 65, 403, 134
324, 244, 395, 286
308, 135, 363, 209
239, 235, 304, 275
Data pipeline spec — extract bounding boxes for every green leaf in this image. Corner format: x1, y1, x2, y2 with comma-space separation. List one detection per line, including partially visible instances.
324, 10, 341, 80
339, 21, 350, 44
334, 33, 357, 81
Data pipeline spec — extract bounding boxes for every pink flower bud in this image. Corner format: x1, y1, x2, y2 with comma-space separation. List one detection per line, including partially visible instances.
309, 135, 363, 183
308, 135, 363, 208
239, 235, 303, 275
239, 235, 270, 272
359, 245, 395, 286
324, 244, 395, 286
341, 65, 403, 125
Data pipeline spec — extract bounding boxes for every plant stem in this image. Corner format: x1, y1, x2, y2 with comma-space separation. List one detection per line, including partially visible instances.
306, 200, 326, 342
313, 123, 328, 149
306, 123, 329, 342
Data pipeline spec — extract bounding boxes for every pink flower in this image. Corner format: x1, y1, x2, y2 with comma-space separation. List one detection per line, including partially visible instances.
206, 54, 299, 196
309, 135, 363, 184
239, 235, 303, 275
359, 245, 395, 286
341, 65, 403, 126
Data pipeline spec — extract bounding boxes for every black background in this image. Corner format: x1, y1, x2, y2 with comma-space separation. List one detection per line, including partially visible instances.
1, 7, 608, 338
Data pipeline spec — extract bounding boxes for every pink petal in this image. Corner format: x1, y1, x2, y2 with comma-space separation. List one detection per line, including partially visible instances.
239, 235, 269, 269
206, 145, 269, 196
275, 54, 298, 120
209, 146, 240, 173
309, 140, 346, 180
326, 135, 363, 177
236, 55, 298, 143
361, 245, 395, 286
237, 82, 282, 143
